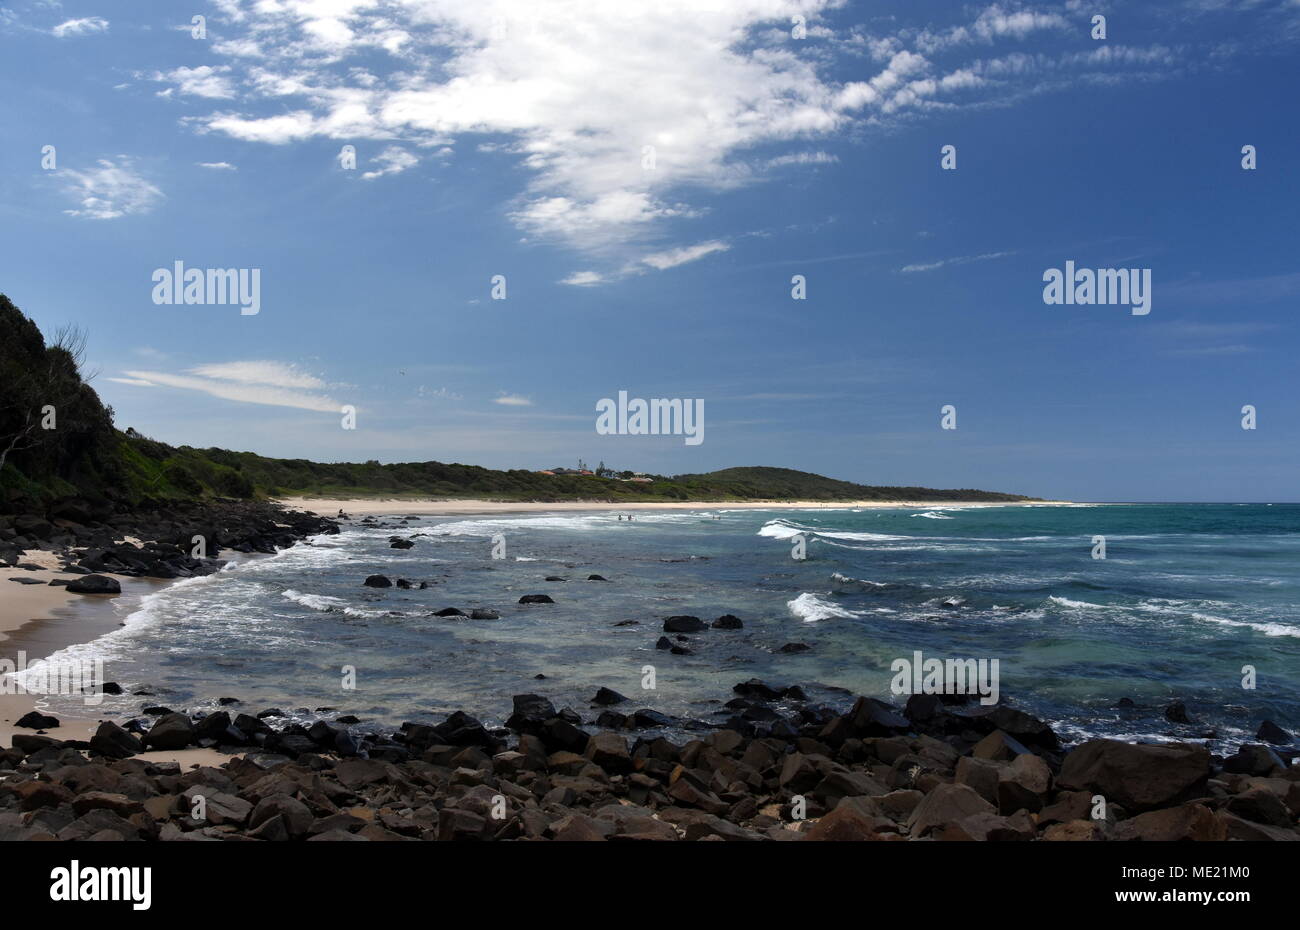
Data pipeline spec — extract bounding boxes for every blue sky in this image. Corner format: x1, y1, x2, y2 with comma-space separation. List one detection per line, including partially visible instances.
1, 0, 1298, 501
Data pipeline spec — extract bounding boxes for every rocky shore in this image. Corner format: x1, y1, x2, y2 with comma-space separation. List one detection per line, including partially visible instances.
1, 496, 338, 582
2, 680, 1296, 841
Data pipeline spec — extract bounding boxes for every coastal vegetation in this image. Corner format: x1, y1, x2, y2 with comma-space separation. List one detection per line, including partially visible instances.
0, 294, 1034, 510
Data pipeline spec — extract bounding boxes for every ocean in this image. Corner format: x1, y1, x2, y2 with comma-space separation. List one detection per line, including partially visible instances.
32, 503, 1300, 750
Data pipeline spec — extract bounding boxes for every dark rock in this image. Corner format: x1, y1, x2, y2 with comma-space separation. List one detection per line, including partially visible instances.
89, 722, 142, 760
1164, 700, 1191, 724
518, 594, 554, 604
1112, 804, 1226, 842
15, 711, 59, 730
1256, 720, 1292, 745
469, 608, 499, 620
434, 607, 467, 617
1221, 744, 1288, 776
65, 574, 121, 595
663, 615, 706, 633
778, 642, 811, 653
907, 783, 995, 836
505, 694, 558, 735
1057, 739, 1211, 811
587, 574, 609, 581
143, 712, 196, 750
712, 614, 743, 629
363, 575, 392, 588
1226, 787, 1292, 827
591, 687, 628, 706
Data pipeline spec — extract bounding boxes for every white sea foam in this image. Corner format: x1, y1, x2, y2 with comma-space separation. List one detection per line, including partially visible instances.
831, 572, 889, 593
911, 510, 954, 519
282, 589, 347, 612
788, 592, 864, 622
1189, 613, 1300, 639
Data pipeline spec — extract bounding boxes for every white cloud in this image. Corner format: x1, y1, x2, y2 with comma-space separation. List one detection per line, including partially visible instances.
767, 151, 838, 168
197, 161, 238, 171
121, 361, 341, 413
59, 157, 163, 220
361, 145, 418, 179
640, 240, 730, 271
52, 17, 107, 37
172, 0, 1182, 272
493, 393, 533, 407
150, 66, 236, 99
189, 361, 328, 391
560, 270, 604, 287
900, 250, 1015, 273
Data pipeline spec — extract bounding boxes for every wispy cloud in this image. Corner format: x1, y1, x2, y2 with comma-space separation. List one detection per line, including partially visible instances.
59, 157, 163, 220
52, 17, 108, 38
900, 250, 1015, 273
639, 240, 730, 271
361, 146, 418, 180
197, 161, 237, 171
560, 270, 604, 287
493, 392, 533, 407
118, 361, 341, 413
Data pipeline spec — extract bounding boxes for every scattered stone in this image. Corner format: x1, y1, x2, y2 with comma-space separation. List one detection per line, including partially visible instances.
65, 574, 121, 595
15, 711, 59, 729
591, 687, 628, 706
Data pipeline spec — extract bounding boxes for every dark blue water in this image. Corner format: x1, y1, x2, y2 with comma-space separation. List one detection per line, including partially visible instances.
34, 503, 1300, 750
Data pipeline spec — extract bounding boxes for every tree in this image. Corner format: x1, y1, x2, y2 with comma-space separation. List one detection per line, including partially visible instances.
0, 323, 91, 473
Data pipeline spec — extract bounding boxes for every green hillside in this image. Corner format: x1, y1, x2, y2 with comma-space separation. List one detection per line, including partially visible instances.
0, 293, 1036, 509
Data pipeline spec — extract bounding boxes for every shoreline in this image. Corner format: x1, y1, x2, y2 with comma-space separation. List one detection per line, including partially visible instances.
0, 562, 249, 768
280, 497, 1079, 518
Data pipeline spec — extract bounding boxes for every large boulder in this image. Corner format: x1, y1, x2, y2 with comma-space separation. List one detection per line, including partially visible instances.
1111, 803, 1227, 842
89, 721, 142, 759
664, 615, 706, 633
505, 694, 557, 736
907, 783, 995, 836
804, 798, 892, 841
65, 574, 121, 595
143, 712, 196, 750
1057, 739, 1211, 811
584, 731, 632, 774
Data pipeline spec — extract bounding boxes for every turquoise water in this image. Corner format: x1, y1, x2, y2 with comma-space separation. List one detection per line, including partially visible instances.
34, 503, 1300, 750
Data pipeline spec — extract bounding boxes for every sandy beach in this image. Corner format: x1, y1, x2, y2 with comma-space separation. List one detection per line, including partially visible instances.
281, 497, 1075, 518
0, 560, 241, 767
